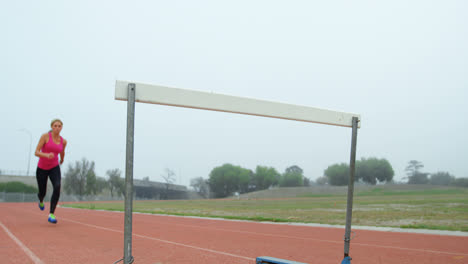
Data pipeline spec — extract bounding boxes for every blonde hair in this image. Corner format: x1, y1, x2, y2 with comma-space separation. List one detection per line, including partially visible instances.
50, 118, 63, 127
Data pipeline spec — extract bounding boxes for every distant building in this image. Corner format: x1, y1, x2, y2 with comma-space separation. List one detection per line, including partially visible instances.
133, 179, 188, 200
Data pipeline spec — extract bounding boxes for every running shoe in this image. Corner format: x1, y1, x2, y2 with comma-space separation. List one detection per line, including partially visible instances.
38, 202, 44, 211
48, 214, 57, 224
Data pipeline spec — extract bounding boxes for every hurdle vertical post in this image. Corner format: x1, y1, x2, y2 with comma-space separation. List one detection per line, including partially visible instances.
344, 116, 359, 258
124, 83, 136, 264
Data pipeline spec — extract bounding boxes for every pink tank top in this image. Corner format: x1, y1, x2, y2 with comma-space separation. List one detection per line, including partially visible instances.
38, 132, 63, 170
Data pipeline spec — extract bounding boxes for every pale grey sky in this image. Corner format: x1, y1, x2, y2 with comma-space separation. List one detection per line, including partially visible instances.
1, 1, 467, 186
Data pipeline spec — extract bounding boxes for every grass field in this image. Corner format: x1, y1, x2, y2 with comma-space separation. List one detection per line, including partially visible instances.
63, 185, 468, 232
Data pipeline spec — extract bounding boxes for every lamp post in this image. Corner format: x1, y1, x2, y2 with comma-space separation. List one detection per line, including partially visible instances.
18, 128, 32, 176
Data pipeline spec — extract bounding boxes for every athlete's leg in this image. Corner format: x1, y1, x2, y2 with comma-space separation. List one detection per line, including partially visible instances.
48, 166, 62, 214
36, 167, 48, 203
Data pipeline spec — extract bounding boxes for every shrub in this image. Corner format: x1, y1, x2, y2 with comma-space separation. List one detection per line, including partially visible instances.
0, 181, 37, 193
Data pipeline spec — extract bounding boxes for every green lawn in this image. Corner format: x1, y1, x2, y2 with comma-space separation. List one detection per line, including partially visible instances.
63, 185, 468, 231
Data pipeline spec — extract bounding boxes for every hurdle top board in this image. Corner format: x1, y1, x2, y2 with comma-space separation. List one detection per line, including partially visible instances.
115, 81, 360, 128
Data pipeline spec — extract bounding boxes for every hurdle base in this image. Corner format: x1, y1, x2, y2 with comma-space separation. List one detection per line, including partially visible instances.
256, 256, 308, 264
341, 256, 352, 264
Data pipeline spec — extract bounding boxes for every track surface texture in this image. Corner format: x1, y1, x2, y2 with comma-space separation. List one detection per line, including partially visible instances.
1, 202, 467, 264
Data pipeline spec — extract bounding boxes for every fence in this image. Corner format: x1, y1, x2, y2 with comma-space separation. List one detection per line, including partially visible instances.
0, 170, 32, 177
0, 191, 202, 203
0, 192, 124, 203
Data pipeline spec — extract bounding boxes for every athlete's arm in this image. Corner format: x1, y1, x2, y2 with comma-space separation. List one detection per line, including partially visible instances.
60, 139, 67, 164
35, 133, 53, 159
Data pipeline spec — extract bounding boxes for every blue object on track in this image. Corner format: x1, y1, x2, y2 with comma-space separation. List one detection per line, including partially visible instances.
256, 256, 307, 264
341, 256, 352, 264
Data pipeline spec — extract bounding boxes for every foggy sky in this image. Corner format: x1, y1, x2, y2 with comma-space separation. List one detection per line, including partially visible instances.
1, 1, 467, 187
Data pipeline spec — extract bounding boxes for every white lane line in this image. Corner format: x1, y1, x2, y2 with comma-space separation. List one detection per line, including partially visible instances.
61, 217, 255, 262
0, 221, 45, 264
60, 208, 468, 257
352, 242, 468, 257
174, 223, 468, 257
156, 223, 468, 257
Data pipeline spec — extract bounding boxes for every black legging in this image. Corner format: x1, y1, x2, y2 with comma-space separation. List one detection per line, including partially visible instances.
36, 165, 61, 214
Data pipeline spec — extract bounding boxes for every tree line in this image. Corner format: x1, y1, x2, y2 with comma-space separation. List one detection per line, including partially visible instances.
62, 158, 125, 199
404, 160, 468, 187
317, 157, 394, 186
315, 158, 468, 187
190, 157, 468, 198
61, 158, 178, 199
190, 164, 309, 198
195, 157, 395, 198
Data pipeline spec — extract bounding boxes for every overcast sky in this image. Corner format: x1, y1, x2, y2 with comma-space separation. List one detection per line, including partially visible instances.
1, 1, 467, 186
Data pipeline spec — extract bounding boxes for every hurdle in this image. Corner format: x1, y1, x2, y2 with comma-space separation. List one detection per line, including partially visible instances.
115, 80, 360, 264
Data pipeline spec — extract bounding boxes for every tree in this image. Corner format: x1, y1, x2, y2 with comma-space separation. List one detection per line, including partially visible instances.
190, 177, 210, 198
324, 163, 349, 186
95, 177, 108, 194
285, 165, 303, 175
303, 177, 311, 187
85, 167, 98, 195
63, 158, 96, 198
162, 168, 175, 185
405, 160, 424, 178
316, 176, 328, 185
356, 157, 394, 185
374, 158, 394, 183
280, 172, 303, 187
405, 160, 428, 184
451, 178, 468, 188
279, 165, 304, 187
408, 172, 429, 184
430, 172, 454, 186
161, 168, 176, 200
107, 169, 124, 197
252, 166, 280, 191
208, 164, 252, 198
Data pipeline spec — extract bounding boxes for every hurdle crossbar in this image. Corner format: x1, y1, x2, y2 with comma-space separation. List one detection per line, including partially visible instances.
115, 80, 360, 128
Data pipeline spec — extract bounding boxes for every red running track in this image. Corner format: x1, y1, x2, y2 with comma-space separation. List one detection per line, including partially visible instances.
0, 202, 467, 264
